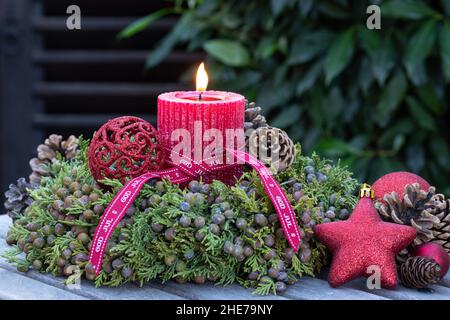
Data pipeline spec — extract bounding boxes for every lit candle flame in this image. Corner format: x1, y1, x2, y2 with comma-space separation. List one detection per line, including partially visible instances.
196, 62, 208, 92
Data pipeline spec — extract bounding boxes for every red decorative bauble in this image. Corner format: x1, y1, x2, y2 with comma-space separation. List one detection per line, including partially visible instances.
88, 116, 164, 183
314, 196, 416, 288
412, 243, 449, 278
372, 171, 430, 203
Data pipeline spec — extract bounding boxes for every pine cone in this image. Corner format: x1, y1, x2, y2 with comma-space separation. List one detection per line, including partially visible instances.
399, 256, 441, 289
4, 178, 37, 220
244, 100, 268, 131
428, 194, 450, 254
29, 134, 79, 184
248, 127, 295, 174
375, 183, 450, 262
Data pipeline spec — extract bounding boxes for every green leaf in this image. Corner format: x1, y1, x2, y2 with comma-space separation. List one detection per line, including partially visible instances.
271, 0, 290, 16
347, 156, 371, 183
326, 87, 344, 119
349, 134, 369, 150
439, 22, 450, 83
145, 14, 192, 69
441, 0, 450, 16
358, 27, 381, 55
378, 119, 414, 147
359, 27, 395, 85
305, 87, 327, 127
195, 0, 220, 16
257, 81, 294, 112
221, 13, 241, 29
417, 84, 443, 114
277, 36, 289, 55
406, 144, 425, 172
370, 36, 395, 86
324, 28, 355, 85
229, 70, 262, 91
376, 71, 407, 125
203, 39, 251, 67
298, 0, 314, 16
271, 105, 301, 128
404, 20, 436, 79
430, 137, 450, 168
405, 96, 436, 132
317, 2, 350, 19
316, 138, 361, 157
256, 37, 278, 60
296, 59, 323, 96
408, 62, 427, 86
145, 37, 177, 69
118, 8, 177, 39
371, 157, 404, 180
382, 0, 436, 20
274, 64, 288, 86
358, 57, 374, 93
287, 31, 332, 65
392, 134, 405, 152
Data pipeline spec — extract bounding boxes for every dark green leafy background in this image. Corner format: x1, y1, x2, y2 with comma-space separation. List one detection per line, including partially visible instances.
121, 0, 450, 195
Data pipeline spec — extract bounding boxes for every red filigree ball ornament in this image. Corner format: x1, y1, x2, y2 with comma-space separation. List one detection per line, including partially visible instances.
88, 116, 164, 183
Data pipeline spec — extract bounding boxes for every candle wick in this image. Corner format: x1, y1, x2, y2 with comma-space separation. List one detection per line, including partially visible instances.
198, 92, 203, 101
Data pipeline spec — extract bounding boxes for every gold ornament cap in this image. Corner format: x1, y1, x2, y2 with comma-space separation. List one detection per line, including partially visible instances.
359, 183, 375, 199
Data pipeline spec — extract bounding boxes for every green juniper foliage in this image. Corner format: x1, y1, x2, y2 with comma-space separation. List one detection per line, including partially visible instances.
3, 138, 358, 294
119, 0, 450, 195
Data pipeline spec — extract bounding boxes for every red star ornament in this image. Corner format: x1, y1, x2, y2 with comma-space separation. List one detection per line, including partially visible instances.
315, 189, 416, 288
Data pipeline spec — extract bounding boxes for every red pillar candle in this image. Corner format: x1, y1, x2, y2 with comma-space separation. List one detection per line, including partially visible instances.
158, 90, 245, 185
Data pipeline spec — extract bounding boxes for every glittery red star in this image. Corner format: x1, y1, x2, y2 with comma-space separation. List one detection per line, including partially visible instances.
315, 197, 416, 288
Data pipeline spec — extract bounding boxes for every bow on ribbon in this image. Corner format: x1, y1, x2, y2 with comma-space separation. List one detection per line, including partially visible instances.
88, 148, 301, 275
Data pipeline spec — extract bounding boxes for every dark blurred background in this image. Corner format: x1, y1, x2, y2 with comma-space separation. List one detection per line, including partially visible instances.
0, 0, 200, 196
1, 0, 449, 198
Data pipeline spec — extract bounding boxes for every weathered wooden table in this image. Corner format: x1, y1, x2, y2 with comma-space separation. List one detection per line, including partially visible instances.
0, 215, 449, 300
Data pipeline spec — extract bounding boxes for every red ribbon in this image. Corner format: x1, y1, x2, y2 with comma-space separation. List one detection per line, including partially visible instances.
88, 149, 301, 275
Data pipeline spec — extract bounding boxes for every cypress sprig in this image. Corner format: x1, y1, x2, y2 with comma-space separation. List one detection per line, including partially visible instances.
3, 138, 359, 295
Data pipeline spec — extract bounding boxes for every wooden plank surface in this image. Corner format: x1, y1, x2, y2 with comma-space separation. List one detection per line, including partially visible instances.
0, 218, 183, 300
0, 267, 86, 300
0, 262, 184, 300
151, 281, 288, 300
0, 215, 10, 239
346, 278, 450, 300
281, 277, 387, 300
0, 215, 449, 300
